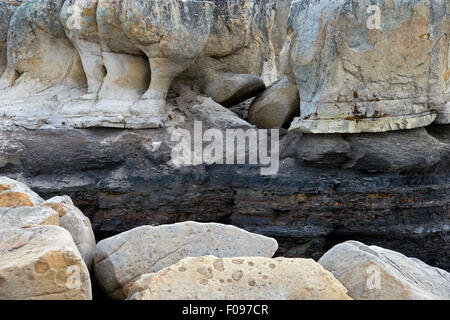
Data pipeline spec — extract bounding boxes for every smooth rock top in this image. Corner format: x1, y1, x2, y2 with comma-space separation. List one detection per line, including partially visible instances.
128, 255, 352, 300
319, 241, 450, 300
0, 225, 92, 300
94, 221, 278, 299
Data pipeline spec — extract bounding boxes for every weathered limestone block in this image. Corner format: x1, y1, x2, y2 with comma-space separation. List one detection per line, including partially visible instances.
0, 176, 44, 207
0, 225, 92, 299
128, 256, 351, 300
94, 221, 278, 299
0, 0, 86, 90
275, 0, 449, 133
319, 241, 450, 300
0, 0, 23, 76
248, 76, 299, 128
42, 196, 96, 269
0, 206, 59, 228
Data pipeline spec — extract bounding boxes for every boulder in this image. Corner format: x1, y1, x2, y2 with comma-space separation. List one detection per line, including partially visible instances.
0, 206, 59, 229
279, 0, 449, 133
248, 76, 299, 128
0, 176, 44, 207
0, 225, 92, 299
42, 196, 96, 269
95, 221, 278, 299
319, 241, 450, 300
128, 256, 351, 300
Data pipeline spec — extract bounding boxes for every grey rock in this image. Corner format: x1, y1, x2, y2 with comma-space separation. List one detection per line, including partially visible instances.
319, 241, 450, 300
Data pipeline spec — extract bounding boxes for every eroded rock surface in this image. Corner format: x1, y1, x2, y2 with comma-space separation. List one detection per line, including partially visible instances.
277, 0, 449, 133
0, 225, 92, 300
128, 256, 351, 300
319, 241, 450, 300
95, 221, 278, 299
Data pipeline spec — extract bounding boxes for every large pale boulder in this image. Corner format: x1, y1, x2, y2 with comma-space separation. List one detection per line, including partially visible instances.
0, 0, 23, 76
95, 221, 278, 299
272, 0, 449, 133
0, 225, 92, 299
0, 206, 59, 228
42, 196, 96, 269
319, 241, 450, 300
0, 176, 44, 207
128, 256, 351, 300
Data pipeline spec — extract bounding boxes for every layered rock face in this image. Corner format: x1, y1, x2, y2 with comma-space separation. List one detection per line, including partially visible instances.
251, 0, 450, 133
128, 256, 351, 300
319, 241, 450, 300
1, 122, 449, 271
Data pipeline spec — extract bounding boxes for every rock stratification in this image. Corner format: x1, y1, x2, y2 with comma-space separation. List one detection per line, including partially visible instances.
319, 241, 450, 300
0, 206, 59, 228
94, 221, 278, 299
128, 255, 352, 300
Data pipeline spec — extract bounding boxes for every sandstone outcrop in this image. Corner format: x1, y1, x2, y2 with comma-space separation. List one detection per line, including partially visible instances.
0, 225, 92, 299
266, 0, 450, 133
128, 256, 351, 300
94, 221, 278, 299
319, 241, 450, 300
0, 0, 278, 128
